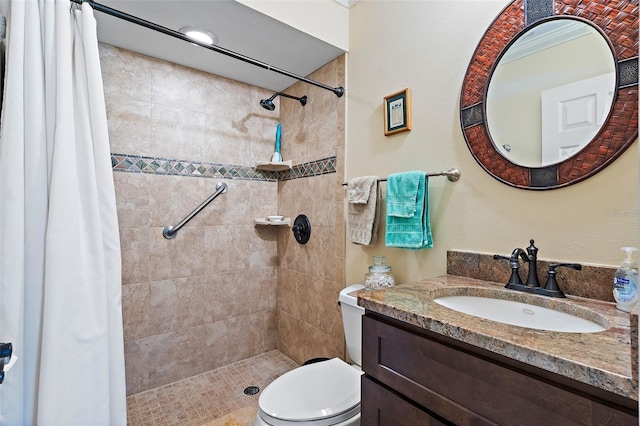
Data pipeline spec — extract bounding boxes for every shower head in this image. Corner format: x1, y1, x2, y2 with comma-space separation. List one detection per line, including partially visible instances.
260, 92, 307, 111
260, 98, 276, 111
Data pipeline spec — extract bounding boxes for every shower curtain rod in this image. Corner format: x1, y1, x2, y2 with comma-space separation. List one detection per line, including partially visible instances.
71, 0, 345, 97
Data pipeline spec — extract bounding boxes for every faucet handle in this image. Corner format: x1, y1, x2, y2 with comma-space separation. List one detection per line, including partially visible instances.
544, 263, 582, 298
549, 263, 582, 271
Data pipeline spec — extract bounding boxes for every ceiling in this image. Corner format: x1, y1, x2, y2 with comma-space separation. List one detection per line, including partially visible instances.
94, 0, 346, 92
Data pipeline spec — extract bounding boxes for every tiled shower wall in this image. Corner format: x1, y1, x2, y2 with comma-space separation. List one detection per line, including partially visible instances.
100, 42, 347, 393
100, 43, 281, 395
276, 56, 347, 364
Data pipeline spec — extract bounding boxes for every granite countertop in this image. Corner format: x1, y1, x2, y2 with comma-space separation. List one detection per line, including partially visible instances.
357, 274, 639, 401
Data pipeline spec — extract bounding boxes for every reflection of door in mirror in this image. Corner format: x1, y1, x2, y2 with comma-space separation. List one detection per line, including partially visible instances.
486, 19, 616, 168
541, 73, 615, 166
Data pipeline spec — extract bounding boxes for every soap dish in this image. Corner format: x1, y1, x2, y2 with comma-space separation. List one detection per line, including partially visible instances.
254, 217, 291, 227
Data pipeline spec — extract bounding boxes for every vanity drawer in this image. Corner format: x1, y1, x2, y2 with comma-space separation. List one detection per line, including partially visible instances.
361, 375, 448, 425
362, 314, 637, 426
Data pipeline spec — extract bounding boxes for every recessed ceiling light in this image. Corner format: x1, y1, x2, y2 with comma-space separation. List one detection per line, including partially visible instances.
179, 26, 218, 46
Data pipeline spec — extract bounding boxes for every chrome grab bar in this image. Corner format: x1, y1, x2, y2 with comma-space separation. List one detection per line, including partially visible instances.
163, 182, 228, 239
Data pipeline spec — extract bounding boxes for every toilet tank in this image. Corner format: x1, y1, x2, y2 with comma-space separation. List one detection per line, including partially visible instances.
339, 284, 365, 367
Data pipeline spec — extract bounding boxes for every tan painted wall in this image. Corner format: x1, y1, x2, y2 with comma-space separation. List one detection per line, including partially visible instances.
345, 0, 638, 286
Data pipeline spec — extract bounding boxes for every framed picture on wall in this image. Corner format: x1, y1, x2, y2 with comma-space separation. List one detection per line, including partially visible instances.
384, 88, 412, 136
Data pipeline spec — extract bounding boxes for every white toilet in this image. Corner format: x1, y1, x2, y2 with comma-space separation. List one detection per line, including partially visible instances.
253, 284, 365, 426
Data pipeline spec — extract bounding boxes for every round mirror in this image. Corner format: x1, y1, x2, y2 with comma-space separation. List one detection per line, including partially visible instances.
486, 19, 616, 168
460, 0, 638, 190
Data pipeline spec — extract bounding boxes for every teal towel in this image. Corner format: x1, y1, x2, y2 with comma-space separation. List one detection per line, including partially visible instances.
386, 171, 422, 217
385, 171, 433, 249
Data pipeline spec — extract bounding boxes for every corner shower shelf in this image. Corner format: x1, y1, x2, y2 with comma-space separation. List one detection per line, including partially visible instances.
255, 160, 292, 172
254, 218, 291, 227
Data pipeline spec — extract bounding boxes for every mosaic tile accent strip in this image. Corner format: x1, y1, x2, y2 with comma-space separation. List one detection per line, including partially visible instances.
126, 350, 298, 426
111, 154, 336, 182
280, 156, 337, 181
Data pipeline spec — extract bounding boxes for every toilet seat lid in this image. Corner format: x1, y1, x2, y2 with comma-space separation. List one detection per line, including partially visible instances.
259, 358, 362, 422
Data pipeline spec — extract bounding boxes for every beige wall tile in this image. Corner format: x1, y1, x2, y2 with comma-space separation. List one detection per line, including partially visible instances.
335, 200, 346, 260
308, 226, 337, 282
249, 180, 278, 220
279, 226, 311, 276
120, 227, 151, 285
203, 225, 251, 274
146, 326, 207, 389
176, 275, 207, 329
203, 320, 231, 371
105, 95, 152, 156
203, 75, 253, 121
149, 279, 178, 335
250, 226, 278, 269
99, 43, 152, 102
229, 271, 255, 318
124, 339, 148, 395
150, 103, 207, 161
105, 44, 344, 393
148, 174, 206, 228
113, 172, 150, 228
225, 311, 277, 363
149, 226, 206, 281
276, 57, 346, 363
251, 267, 278, 313
121, 283, 149, 342
277, 268, 299, 318
310, 175, 338, 228
203, 273, 234, 323
204, 118, 252, 166
150, 60, 212, 113
277, 311, 341, 366
200, 179, 250, 226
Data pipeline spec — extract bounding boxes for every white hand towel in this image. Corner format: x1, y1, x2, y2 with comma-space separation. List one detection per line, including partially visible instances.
347, 176, 380, 246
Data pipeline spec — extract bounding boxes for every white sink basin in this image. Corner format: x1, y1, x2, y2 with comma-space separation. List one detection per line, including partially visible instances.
434, 295, 606, 333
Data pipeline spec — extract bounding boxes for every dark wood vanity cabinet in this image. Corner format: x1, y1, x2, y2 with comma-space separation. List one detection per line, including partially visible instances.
361, 313, 638, 426
361, 375, 448, 425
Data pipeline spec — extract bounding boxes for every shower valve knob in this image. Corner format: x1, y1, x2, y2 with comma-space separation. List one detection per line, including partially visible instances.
292, 214, 311, 244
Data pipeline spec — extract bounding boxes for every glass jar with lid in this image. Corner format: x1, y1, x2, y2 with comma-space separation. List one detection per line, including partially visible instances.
364, 256, 395, 291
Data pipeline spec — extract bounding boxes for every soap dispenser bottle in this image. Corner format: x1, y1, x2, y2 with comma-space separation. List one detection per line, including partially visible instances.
613, 247, 638, 312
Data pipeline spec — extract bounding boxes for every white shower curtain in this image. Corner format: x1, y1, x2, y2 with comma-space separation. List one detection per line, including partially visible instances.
0, 0, 126, 424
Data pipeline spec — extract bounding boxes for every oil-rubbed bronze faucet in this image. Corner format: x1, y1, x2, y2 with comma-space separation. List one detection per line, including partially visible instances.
494, 239, 581, 298
524, 239, 540, 288
493, 247, 530, 286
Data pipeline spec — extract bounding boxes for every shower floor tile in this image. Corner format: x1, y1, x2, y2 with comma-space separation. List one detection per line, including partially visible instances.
126, 350, 298, 426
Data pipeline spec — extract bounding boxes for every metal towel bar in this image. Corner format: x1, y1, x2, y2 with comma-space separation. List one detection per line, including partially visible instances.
341, 168, 461, 186
163, 182, 228, 239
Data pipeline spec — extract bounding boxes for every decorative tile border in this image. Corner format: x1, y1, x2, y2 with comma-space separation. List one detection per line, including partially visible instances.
280, 157, 337, 181
111, 153, 336, 182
